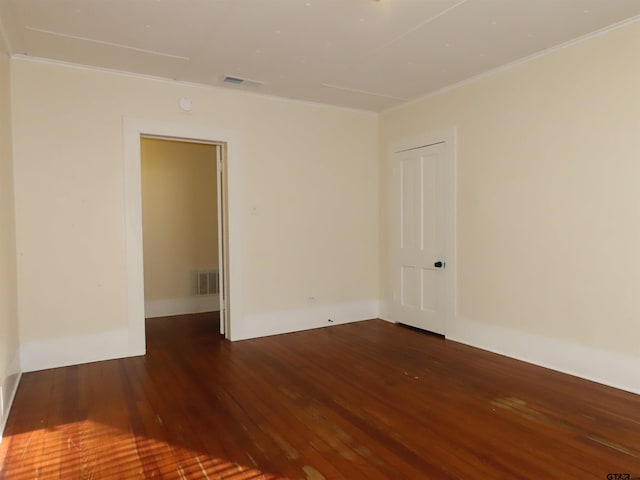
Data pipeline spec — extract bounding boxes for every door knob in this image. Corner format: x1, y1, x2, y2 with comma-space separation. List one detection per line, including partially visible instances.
434, 261, 445, 269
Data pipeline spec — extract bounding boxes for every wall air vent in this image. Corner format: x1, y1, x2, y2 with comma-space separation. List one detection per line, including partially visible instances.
195, 268, 219, 296
223, 75, 264, 88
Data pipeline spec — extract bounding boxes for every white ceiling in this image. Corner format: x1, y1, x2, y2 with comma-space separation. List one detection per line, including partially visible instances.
1, 0, 639, 111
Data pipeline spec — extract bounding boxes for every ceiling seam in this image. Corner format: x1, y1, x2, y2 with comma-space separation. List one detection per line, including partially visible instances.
24, 27, 190, 60
321, 83, 407, 101
379, 0, 469, 50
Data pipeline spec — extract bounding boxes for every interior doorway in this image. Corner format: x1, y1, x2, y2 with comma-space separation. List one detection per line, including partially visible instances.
123, 117, 239, 354
139, 137, 226, 334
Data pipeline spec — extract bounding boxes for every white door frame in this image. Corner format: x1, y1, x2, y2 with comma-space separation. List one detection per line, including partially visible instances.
388, 128, 457, 336
123, 117, 244, 354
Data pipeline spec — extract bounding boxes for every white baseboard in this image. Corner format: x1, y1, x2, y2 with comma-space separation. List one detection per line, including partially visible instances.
236, 299, 380, 341
1, 348, 22, 443
145, 295, 220, 319
448, 316, 640, 395
20, 328, 139, 373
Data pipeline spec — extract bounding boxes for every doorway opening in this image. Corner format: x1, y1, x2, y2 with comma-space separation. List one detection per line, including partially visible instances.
139, 137, 227, 336
123, 117, 241, 354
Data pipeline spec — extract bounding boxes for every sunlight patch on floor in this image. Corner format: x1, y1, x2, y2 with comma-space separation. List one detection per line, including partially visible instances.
0, 419, 291, 479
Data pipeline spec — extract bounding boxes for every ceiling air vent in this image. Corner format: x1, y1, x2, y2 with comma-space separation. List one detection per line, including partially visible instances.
223, 75, 264, 88
223, 75, 244, 84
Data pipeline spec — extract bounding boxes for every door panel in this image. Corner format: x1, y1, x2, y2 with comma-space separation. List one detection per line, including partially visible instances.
392, 142, 446, 334
421, 268, 437, 312
401, 156, 420, 251
401, 265, 418, 307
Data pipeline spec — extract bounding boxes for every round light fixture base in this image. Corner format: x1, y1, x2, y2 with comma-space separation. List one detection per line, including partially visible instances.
179, 96, 193, 112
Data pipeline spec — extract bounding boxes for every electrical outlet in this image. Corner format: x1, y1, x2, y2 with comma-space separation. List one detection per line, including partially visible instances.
308, 295, 316, 302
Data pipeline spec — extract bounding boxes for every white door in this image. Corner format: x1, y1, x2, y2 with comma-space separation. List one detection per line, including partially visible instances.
391, 142, 447, 334
216, 145, 227, 336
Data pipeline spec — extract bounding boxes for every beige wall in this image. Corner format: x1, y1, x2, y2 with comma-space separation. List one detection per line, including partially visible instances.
141, 138, 217, 301
11, 60, 379, 344
381, 21, 640, 357
0, 34, 20, 426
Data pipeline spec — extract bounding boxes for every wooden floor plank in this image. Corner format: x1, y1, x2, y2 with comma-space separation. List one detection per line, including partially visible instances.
2, 314, 640, 479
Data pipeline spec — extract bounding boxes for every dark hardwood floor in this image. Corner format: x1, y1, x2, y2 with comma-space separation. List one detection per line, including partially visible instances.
1, 313, 640, 479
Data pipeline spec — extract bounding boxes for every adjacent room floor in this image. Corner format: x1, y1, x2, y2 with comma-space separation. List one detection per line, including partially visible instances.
1, 313, 639, 479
